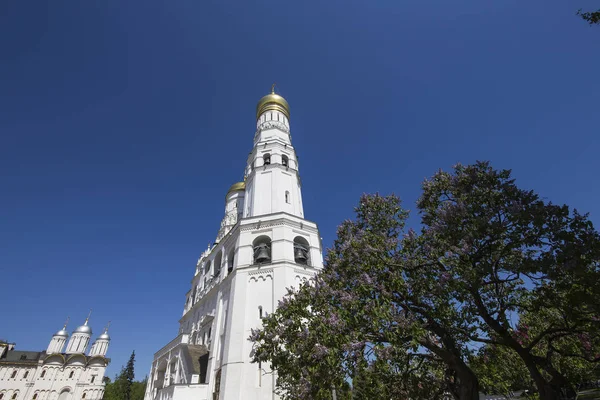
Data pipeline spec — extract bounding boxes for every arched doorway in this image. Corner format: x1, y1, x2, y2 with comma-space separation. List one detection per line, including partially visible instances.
57, 389, 70, 400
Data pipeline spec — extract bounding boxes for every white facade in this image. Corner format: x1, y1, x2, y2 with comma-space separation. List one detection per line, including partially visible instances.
0, 320, 110, 400
144, 89, 323, 400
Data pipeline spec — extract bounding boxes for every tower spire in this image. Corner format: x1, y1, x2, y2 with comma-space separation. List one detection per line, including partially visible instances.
104, 321, 111, 333
63, 316, 70, 330
85, 309, 92, 325
271, 83, 276, 94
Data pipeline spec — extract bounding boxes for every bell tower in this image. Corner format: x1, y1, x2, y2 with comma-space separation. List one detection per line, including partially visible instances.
244, 85, 304, 219
144, 87, 323, 400
215, 87, 322, 400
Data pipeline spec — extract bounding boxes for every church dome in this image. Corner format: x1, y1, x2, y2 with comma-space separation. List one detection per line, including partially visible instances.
73, 325, 92, 335
97, 332, 110, 341
227, 182, 245, 196
54, 329, 69, 337
256, 87, 290, 121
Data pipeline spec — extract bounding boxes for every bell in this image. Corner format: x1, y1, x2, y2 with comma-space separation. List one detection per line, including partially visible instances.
254, 244, 271, 264
294, 246, 308, 264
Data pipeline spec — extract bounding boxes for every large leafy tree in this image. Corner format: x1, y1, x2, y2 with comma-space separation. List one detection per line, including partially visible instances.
251, 194, 476, 400
411, 162, 600, 399
250, 162, 600, 400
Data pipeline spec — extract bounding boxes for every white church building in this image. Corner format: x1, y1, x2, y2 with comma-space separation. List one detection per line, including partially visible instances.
143, 88, 324, 400
0, 317, 110, 400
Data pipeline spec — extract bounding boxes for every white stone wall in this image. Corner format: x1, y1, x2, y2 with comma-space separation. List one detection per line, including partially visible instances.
46, 337, 66, 355
65, 334, 90, 355
0, 356, 107, 400
88, 340, 109, 357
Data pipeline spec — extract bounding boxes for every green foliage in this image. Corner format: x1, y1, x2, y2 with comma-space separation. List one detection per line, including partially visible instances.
250, 161, 600, 400
102, 352, 146, 400
578, 9, 600, 25
413, 161, 600, 399
250, 194, 471, 399
470, 344, 530, 396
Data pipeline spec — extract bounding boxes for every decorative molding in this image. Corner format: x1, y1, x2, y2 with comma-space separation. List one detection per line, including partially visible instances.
294, 269, 315, 277
240, 220, 285, 232
248, 268, 274, 276
249, 274, 273, 283
240, 217, 318, 233
256, 121, 290, 135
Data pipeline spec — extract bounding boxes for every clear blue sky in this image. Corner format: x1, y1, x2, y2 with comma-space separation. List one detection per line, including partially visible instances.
1, 0, 599, 380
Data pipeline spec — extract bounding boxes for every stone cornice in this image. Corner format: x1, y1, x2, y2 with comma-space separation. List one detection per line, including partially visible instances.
294, 268, 316, 276
240, 215, 319, 234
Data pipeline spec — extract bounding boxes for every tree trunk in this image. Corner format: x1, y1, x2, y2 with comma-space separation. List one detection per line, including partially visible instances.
454, 368, 480, 400
425, 345, 479, 400
516, 350, 576, 400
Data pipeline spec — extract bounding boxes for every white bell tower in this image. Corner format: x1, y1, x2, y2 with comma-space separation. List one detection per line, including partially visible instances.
215, 87, 322, 400
144, 87, 323, 400
244, 85, 304, 219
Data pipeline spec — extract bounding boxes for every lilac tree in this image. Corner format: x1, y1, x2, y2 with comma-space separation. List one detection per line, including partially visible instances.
251, 194, 467, 399
409, 161, 600, 399
250, 162, 600, 400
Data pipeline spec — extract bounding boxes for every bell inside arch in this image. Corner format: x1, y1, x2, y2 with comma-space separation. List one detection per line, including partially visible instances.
254, 243, 271, 264
294, 244, 308, 265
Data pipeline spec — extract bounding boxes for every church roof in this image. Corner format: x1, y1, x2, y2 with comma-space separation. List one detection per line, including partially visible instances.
0, 349, 109, 366
256, 86, 290, 120
0, 350, 42, 364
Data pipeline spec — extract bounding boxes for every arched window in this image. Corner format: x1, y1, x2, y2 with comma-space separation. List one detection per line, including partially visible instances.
293, 236, 310, 265
258, 306, 263, 319
281, 155, 289, 167
213, 252, 222, 278
285, 191, 290, 204
40, 370, 46, 378
263, 154, 271, 166
191, 286, 197, 306
69, 371, 74, 379
11, 394, 17, 400
11, 371, 17, 379
82, 393, 86, 399
204, 261, 211, 275
227, 248, 235, 274
23, 371, 28, 379
33, 393, 38, 400
252, 236, 272, 264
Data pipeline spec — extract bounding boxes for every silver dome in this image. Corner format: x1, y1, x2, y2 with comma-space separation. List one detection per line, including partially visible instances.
97, 332, 110, 341
54, 329, 69, 337
73, 325, 92, 335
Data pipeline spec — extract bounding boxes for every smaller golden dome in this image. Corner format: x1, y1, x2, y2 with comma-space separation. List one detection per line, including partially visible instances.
256, 85, 290, 121
226, 181, 246, 197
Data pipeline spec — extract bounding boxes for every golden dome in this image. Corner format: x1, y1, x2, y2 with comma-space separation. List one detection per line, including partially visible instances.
226, 181, 246, 196
256, 85, 290, 121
